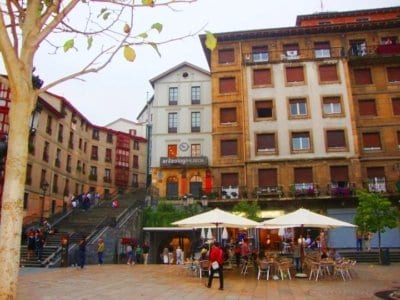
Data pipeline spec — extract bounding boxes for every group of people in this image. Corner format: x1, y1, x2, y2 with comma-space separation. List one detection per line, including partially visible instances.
71, 192, 100, 211
161, 244, 183, 264
25, 219, 55, 262
356, 231, 373, 252
126, 242, 150, 265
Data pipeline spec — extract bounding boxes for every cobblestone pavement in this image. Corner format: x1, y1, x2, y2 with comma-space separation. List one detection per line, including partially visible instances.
17, 263, 400, 300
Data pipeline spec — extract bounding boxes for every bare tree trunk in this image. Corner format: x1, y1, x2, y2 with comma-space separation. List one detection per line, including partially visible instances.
0, 77, 35, 298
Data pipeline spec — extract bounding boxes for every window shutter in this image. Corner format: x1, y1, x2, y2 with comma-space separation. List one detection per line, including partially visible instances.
218, 49, 235, 64
219, 77, 236, 93
253, 69, 271, 85
358, 100, 377, 116
220, 108, 237, 123
330, 166, 349, 182
354, 68, 372, 84
319, 64, 338, 81
286, 66, 304, 82
294, 167, 313, 183
258, 169, 277, 186
387, 66, 400, 82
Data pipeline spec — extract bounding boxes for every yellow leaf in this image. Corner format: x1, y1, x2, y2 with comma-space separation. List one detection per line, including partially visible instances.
205, 31, 217, 51
123, 45, 136, 62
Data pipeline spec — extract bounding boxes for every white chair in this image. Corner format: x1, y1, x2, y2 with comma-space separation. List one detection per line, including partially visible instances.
257, 261, 271, 280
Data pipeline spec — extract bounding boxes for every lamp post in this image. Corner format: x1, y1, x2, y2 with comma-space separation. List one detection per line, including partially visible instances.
40, 180, 49, 224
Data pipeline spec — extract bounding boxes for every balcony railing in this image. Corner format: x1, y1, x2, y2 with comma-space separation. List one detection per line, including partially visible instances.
290, 183, 319, 197
327, 182, 355, 197
254, 186, 283, 200
242, 44, 400, 65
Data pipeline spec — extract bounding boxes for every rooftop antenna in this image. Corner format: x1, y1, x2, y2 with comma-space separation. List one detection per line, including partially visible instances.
320, 0, 324, 12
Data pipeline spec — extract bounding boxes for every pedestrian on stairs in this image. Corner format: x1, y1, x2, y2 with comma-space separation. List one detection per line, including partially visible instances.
35, 229, 45, 262
78, 237, 87, 269
97, 238, 105, 265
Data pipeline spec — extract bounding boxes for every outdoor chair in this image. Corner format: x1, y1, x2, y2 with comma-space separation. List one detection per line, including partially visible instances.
333, 260, 351, 281
257, 261, 271, 280
276, 260, 292, 280
198, 260, 210, 279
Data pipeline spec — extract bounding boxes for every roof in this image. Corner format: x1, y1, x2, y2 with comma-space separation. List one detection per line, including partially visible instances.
149, 61, 210, 87
143, 227, 198, 232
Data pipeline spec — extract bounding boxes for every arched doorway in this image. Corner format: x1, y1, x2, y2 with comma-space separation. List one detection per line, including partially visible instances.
189, 175, 202, 199
166, 176, 179, 199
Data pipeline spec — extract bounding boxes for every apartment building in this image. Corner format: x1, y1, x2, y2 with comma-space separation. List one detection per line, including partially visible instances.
146, 62, 212, 199
199, 6, 400, 247
0, 77, 147, 225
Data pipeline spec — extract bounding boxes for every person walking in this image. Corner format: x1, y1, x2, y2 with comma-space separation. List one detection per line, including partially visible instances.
97, 238, 105, 265
207, 241, 224, 290
78, 237, 87, 269
135, 244, 143, 264
175, 246, 183, 265
126, 244, 134, 265
142, 241, 150, 265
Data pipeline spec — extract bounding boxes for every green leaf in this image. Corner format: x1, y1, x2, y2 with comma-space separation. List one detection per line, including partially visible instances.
123, 45, 136, 62
87, 36, 93, 50
98, 8, 107, 18
149, 42, 161, 57
63, 39, 75, 52
151, 23, 163, 33
139, 32, 148, 39
205, 31, 217, 51
142, 0, 155, 6
103, 12, 110, 20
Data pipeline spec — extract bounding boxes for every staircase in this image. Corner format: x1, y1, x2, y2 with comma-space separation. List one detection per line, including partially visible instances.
338, 249, 400, 263
20, 189, 147, 267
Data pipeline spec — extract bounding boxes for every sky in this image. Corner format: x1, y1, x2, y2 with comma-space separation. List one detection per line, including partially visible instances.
3, 0, 400, 126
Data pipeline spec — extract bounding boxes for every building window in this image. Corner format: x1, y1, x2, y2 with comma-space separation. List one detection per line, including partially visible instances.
362, 132, 382, 151
191, 144, 201, 157
168, 112, 178, 133
322, 96, 342, 116
319, 64, 338, 82
26, 164, 32, 185
58, 124, 64, 143
52, 174, 58, 194
252, 45, 269, 62
291, 132, 311, 151
254, 100, 273, 119
91, 145, 98, 160
23, 192, 29, 210
285, 66, 304, 83
43, 141, 49, 162
40, 169, 46, 186
191, 112, 200, 133
258, 168, 277, 188
104, 169, 111, 183
132, 174, 138, 188
354, 68, 372, 85
256, 133, 276, 154
191, 86, 201, 104
283, 43, 300, 59
392, 97, 400, 115
294, 167, 314, 188
221, 173, 239, 188
55, 148, 61, 167
358, 99, 377, 116
79, 138, 82, 150
218, 48, 234, 64
387, 66, 400, 83
133, 140, 139, 150
314, 42, 331, 58
92, 128, 100, 140
89, 166, 97, 181
326, 129, 346, 151
253, 68, 271, 86
106, 133, 113, 143
105, 148, 112, 162
46, 115, 52, 135
289, 98, 308, 118
219, 77, 236, 94
221, 139, 237, 156
349, 39, 367, 56
367, 167, 386, 192
132, 155, 139, 168
66, 155, 72, 173
397, 131, 400, 150
220, 107, 236, 123
168, 144, 177, 158
69, 131, 74, 149
169, 87, 178, 105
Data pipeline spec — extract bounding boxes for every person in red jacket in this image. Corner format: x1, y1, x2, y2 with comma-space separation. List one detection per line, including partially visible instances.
207, 241, 224, 290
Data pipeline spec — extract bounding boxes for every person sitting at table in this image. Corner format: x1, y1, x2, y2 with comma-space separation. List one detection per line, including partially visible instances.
328, 248, 342, 262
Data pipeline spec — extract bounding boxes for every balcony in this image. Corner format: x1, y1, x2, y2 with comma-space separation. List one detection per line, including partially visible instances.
364, 178, 387, 193
254, 186, 283, 200
290, 183, 319, 198
327, 182, 355, 197
221, 186, 239, 199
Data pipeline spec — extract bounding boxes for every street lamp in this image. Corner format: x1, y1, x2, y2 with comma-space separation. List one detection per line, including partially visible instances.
40, 180, 49, 224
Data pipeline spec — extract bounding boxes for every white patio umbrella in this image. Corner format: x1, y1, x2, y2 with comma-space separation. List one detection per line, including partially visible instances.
172, 208, 260, 241
206, 227, 213, 240
200, 228, 205, 239
222, 227, 228, 240
259, 208, 356, 229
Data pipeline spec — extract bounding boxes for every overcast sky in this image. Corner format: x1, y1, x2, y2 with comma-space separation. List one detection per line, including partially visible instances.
3, 0, 399, 126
